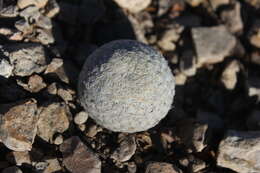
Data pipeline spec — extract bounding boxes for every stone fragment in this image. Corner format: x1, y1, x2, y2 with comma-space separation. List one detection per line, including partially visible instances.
111, 135, 136, 162
145, 162, 182, 173
2, 166, 23, 173
217, 130, 260, 173
85, 125, 102, 138
7, 151, 31, 166
0, 99, 38, 151
18, 74, 46, 93
114, 0, 151, 13
57, 87, 74, 103
17, 0, 48, 9
5, 43, 48, 77
0, 5, 18, 17
220, 2, 243, 33
179, 50, 197, 76
45, 0, 60, 18
158, 25, 184, 51
248, 20, 260, 48
60, 136, 101, 173
247, 110, 260, 130
175, 119, 209, 152
53, 134, 63, 145
74, 111, 89, 125
221, 60, 240, 90
174, 71, 187, 85
0, 28, 23, 41
36, 15, 52, 30
0, 58, 13, 78
192, 26, 236, 67
44, 58, 63, 74
36, 28, 54, 45
248, 77, 260, 102
37, 102, 70, 143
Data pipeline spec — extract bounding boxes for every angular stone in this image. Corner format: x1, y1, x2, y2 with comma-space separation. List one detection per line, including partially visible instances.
114, 0, 151, 13
145, 162, 182, 173
217, 130, 260, 173
18, 74, 46, 93
60, 136, 101, 173
158, 26, 184, 51
15, 19, 33, 34
192, 26, 236, 67
0, 58, 13, 78
221, 60, 240, 90
37, 102, 70, 143
5, 43, 48, 77
111, 135, 136, 162
36, 28, 54, 45
0, 99, 38, 151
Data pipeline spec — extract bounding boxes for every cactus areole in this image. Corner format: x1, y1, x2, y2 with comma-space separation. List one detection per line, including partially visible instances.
78, 40, 175, 133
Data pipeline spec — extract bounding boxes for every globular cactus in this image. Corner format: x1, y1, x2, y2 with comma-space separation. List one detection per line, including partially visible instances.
78, 40, 175, 133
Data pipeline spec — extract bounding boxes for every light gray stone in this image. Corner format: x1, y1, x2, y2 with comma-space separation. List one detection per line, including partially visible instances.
192, 26, 236, 67
78, 40, 175, 133
74, 111, 89, 125
217, 130, 260, 173
221, 60, 240, 90
0, 58, 13, 78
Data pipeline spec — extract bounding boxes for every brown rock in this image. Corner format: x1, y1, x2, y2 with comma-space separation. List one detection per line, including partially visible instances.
0, 99, 38, 151
18, 74, 47, 93
111, 135, 136, 162
60, 136, 101, 173
7, 151, 31, 166
145, 162, 182, 173
37, 102, 70, 143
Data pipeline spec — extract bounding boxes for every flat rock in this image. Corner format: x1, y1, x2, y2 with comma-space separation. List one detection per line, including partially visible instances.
145, 162, 183, 173
0, 99, 38, 151
4, 43, 48, 77
221, 60, 240, 90
217, 130, 260, 173
114, 0, 151, 13
60, 136, 101, 173
192, 26, 236, 67
111, 135, 137, 162
37, 102, 70, 143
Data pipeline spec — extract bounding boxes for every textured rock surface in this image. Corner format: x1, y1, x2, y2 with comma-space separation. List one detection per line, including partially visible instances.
217, 130, 260, 173
192, 26, 236, 67
145, 162, 182, 173
111, 135, 136, 162
0, 58, 13, 78
78, 40, 175, 133
37, 102, 70, 143
4, 43, 48, 77
113, 0, 151, 13
60, 136, 101, 173
0, 99, 38, 151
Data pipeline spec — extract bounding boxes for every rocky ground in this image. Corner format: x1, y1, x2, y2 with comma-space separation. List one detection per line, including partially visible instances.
0, 0, 260, 173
